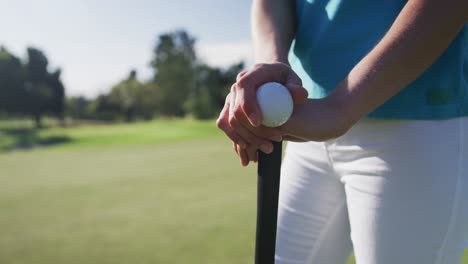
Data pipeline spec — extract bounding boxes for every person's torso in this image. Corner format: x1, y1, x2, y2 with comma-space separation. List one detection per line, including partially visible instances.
291, 0, 468, 119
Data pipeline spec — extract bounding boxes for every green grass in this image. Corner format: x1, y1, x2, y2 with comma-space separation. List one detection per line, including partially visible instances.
0, 119, 467, 264
0, 137, 256, 263
0, 119, 220, 150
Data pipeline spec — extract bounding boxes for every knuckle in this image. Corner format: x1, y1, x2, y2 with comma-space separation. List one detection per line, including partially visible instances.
237, 74, 254, 89
215, 117, 224, 129
236, 70, 248, 81
236, 77, 248, 89
223, 92, 232, 104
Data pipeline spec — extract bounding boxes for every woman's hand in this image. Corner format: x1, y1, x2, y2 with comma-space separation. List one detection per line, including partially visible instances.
216, 62, 308, 166
229, 96, 355, 166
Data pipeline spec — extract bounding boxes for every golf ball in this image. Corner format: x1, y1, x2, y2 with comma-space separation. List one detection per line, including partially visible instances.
256, 82, 293, 127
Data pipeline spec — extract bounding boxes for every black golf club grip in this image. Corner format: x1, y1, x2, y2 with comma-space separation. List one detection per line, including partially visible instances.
255, 141, 282, 264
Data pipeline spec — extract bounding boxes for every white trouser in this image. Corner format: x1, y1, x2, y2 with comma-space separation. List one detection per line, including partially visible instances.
276, 117, 468, 264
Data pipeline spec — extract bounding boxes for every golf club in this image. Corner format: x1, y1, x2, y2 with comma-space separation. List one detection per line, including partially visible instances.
255, 140, 282, 264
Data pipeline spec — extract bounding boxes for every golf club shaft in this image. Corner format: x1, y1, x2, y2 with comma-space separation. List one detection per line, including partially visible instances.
255, 141, 282, 264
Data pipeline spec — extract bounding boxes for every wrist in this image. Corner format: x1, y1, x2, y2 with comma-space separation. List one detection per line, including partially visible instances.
280, 97, 354, 142
323, 95, 356, 136
326, 80, 365, 129
254, 52, 289, 65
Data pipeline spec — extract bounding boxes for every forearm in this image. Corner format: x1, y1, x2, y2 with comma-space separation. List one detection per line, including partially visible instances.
251, 0, 296, 63
330, 0, 468, 125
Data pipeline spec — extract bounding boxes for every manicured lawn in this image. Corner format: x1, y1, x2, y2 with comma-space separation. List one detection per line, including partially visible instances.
0, 119, 466, 263
0, 138, 258, 263
0, 119, 219, 150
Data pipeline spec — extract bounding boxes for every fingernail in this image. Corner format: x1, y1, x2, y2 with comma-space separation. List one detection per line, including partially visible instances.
260, 144, 273, 154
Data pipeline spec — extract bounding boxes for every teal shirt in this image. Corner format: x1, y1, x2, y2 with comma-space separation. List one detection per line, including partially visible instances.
290, 0, 468, 119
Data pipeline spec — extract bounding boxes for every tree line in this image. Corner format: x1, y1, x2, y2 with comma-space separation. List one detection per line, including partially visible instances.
0, 29, 243, 127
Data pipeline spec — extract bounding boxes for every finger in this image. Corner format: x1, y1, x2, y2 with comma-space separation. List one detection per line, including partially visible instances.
229, 84, 237, 119
285, 69, 303, 86
283, 68, 308, 104
216, 94, 231, 131
246, 146, 258, 163
282, 135, 308, 142
236, 144, 249, 166
235, 124, 273, 153
230, 92, 282, 144
236, 63, 298, 126
285, 84, 309, 104
232, 141, 239, 154
237, 63, 291, 87
228, 105, 278, 150
231, 81, 261, 127
229, 84, 239, 126
217, 95, 247, 149
240, 119, 283, 142
236, 70, 248, 81
222, 125, 247, 149
227, 105, 272, 150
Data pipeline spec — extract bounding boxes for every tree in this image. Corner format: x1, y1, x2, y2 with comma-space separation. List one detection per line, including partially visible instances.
21, 47, 66, 127
0, 47, 27, 114
185, 62, 244, 119
150, 30, 196, 117
66, 96, 91, 119
47, 69, 65, 121
136, 81, 160, 120
216, 62, 244, 108
107, 70, 146, 122
24, 48, 53, 127
94, 94, 120, 121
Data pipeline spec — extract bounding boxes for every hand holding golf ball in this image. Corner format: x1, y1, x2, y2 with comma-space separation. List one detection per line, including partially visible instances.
216, 62, 309, 166
256, 82, 294, 128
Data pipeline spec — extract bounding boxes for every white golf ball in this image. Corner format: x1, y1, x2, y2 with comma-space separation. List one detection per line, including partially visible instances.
256, 82, 293, 127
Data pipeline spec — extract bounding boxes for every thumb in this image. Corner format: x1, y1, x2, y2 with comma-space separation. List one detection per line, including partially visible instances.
285, 84, 309, 104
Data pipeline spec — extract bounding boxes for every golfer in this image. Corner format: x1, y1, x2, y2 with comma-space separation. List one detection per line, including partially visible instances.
217, 0, 468, 263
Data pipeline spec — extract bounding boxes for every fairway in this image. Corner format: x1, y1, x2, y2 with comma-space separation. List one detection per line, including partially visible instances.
0, 120, 467, 264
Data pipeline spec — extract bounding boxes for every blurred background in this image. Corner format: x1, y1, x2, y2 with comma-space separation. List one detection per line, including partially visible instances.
0, 1, 257, 263
0, 1, 466, 264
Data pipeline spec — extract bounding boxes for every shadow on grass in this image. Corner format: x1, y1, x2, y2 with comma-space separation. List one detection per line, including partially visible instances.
0, 127, 72, 152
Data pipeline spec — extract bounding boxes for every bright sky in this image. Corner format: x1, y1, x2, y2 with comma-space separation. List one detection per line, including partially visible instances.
0, 0, 253, 98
